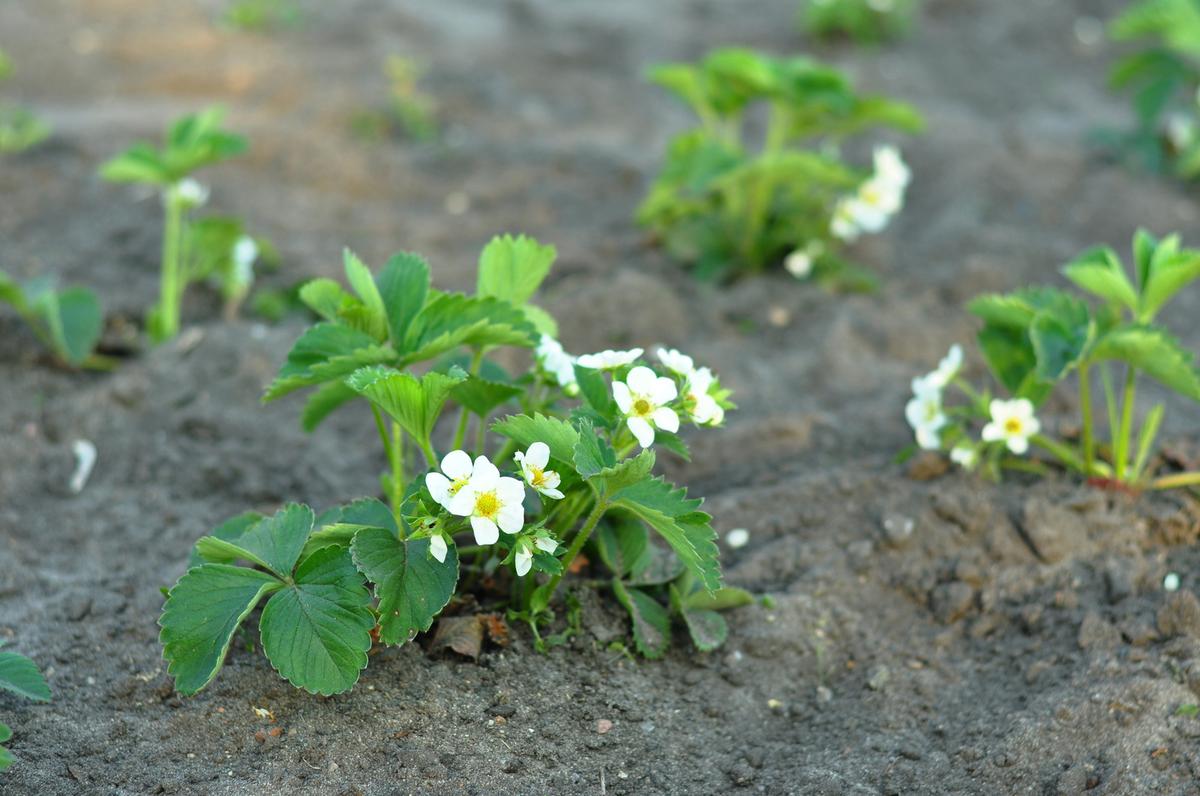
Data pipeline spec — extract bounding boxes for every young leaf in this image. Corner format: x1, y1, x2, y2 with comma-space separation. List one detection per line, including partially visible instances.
343, 250, 388, 342
679, 607, 728, 652
376, 251, 431, 346
594, 517, 650, 578
1091, 324, 1200, 400
350, 528, 459, 645
194, 503, 315, 580
401, 293, 537, 363
300, 381, 358, 432
159, 564, 282, 696
573, 421, 618, 479
98, 144, 170, 184
188, 511, 264, 567
0, 650, 50, 702
346, 365, 466, 445
450, 375, 523, 417
477, 234, 556, 306
491, 413, 580, 466
592, 449, 656, 493
612, 580, 671, 659
611, 477, 722, 594
1061, 246, 1138, 311
1139, 250, 1200, 320
298, 278, 356, 322
264, 323, 394, 401
1028, 298, 1093, 381
54, 287, 103, 366
259, 546, 374, 695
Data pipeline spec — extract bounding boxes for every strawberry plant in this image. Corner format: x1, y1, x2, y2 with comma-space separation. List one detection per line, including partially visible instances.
0, 270, 107, 368
100, 107, 272, 341
159, 235, 747, 696
0, 643, 50, 772
639, 48, 923, 288
0, 49, 51, 155
801, 0, 919, 43
905, 230, 1200, 490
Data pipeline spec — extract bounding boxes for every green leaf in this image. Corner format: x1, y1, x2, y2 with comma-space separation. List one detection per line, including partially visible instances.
0, 723, 11, 771
574, 366, 619, 423
346, 365, 466, 444
611, 477, 722, 594
477, 234, 556, 306
54, 287, 103, 365
300, 381, 359, 432
1029, 298, 1094, 381
159, 564, 282, 696
298, 278, 357, 322
450, 374, 523, 417
0, 650, 50, 702
521, 303, 559, 338
1092, 324, 1200, 400
402, 293, 537, 363
343, 250, 388, 341
491, 413, 580, 466
194, 503, 315, 579
264, 322, 395, 401
259, 546, 374, 695
1140, 251, 1200, 320
594, 517, 650, 578
1062, 246, 1138, 310
350, 527, 459, 645
99, 144, 170, 184
189, 511, 264, 568
573, 420, 618, 479
612, 580, 671, 659
685, 586, 755, 611
679, 607, 728, 652
376, 251, 431, 346
592, 449, 656, 493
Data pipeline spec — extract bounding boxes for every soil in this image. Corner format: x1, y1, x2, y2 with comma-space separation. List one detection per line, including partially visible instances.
3, 0, 1200, 793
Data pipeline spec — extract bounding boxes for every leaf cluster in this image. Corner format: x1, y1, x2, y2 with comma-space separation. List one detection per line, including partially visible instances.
0, 643, 51, 772
100, 106, 247, 186
0, 270, 104, 367
800, 0, 919, 43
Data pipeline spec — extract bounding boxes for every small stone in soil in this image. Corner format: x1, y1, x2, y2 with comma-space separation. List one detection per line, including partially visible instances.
867, 666, 891, 691
1157, 590, 1200, 639
596, 719, 613, 734
880, 514, 915, 547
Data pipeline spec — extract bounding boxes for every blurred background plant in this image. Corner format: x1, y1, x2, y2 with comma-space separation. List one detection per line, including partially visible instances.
223, 0, 301, 32
0, 47, 51, 155
351, 55, 438, 144
800, 0, 919, 43
0, 270, 107, 369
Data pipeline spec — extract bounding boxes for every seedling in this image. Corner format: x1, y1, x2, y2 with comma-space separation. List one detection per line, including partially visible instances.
1105, 0, 1200, 177
160, 235, 747, 696
0, 49, 51, 155
351, 56, 437, 143
223, 0, 301, 31
100, 106, 256, 341
0, 643, 51, 772
905, 230, 1200, 490
0, 270, 107, 368
801, 0, 918, 43
639, 48, 923, 287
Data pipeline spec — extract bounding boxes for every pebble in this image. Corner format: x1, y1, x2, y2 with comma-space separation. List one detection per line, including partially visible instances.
815, 686, 832, 703
596, 719, 613, 734
1158, 591, 1200, 639
881, 514, 915, 547
1103, 561, 1135, 604
867, 666, 891, 691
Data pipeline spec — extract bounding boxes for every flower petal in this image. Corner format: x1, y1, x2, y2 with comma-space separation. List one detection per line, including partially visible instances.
471, 516, 499, 545
496, 476, 526, 504
497, 504, 524, 534
612, 380, 633, 413
425, 473, 452, 508
429, 534, 448, 563
626, 366, 658, 394
448, 487, 476, 517
652, 376, 678, 404
441, 449, 473, 479
535, 537, 558, 554
1007, 436, 1029, 455
628, 416, 655, 448
526, 442, 550, 469
980, 422, 1003, 443
471, 456, 499, 489
515, 547, 533, 577
540, 487, 565, 500
652, 406, 680, 433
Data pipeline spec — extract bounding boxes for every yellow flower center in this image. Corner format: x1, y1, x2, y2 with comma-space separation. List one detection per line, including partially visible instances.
449, 476, 470, 496
1004, 418, 1023, 435
474, 490, 500, 519
529, 466, 547, 487
631, 395, 654, 418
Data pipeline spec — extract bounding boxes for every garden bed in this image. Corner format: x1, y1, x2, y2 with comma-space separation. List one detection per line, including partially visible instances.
3, 0, 1200, 793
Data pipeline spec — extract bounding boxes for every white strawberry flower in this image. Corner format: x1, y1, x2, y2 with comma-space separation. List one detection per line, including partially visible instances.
950, 444, 978, 471
424, 449, 477, 511
655, 347, 695, 377
514, 442, 564, 500
872, 145, 910, 190
429, 533, 449, 563
514, 540, 534, 577
536, 335, 578, 393
926, 344, 963, 389
830, 198, 864, 242
905, 377, 947, 451
448, 456, 526, 545
784, 241, 824, 279
534, 535, 558, 554
981, 398, 1040, 455
613, 365, 680, 448
232, 235, 259, 288
173, 177, 209, 208
576, 347, 643, 370
685, 367, 724, 426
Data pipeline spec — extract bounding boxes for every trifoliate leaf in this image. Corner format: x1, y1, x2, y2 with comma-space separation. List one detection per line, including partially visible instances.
159, 564, 282, 696
343, 249, 388, 342
491, 413, 580, 466
573, 420, 618, 479
194, 503, 315, 580
300, 381, 358, 432
477, 234, 556, 306
259, 546, 374, 695
593, 449, 656, 494
1029, 297, 1094, 381
264, 322, 395, 401
1092, 324, 1200, 400
98, 144, 170, 184
336, 497, 401, 535
298, 278, 357, 323
188, 511, 264, 568
594, 517, 649, 578
350, 527, 459, 645
1140, 250, 1200, 321
376, 251, 430, 347
299, 498, 397, 560
450, 375, 523, 417
611, 477, 722, 594
627, 544, 685, 586
612, 580, 670, 659
0, 650, 50, 702
680, 607, 728, 652
346, 365, 465, 445
1062, 246, 1138, 311
402, 293, 537, 363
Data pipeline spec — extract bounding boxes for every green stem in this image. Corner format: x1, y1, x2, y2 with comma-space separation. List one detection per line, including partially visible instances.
156, 187, 185, 342
1114, 367, 1137, 482
418, 436, 438, 470
542, 497, 608, 601
1078, 362, 1095, 476
737, 102, 789, 268
1030, 434, 1088, 475
371, 406, 405, 519
451, 348, 485, 452
1150, 471, 1200, 490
